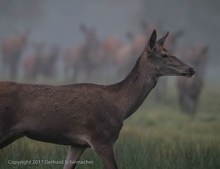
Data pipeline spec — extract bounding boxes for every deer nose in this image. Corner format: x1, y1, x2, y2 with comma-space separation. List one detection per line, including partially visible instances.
189, 68, 195, 75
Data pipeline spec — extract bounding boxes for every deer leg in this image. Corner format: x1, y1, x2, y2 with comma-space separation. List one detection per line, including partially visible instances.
0, 132, 21, 149
63, 146, 86, 169
9, 53, 20, 79
178, 91, 186, 113
94, 144, 118, 169
184, 93, 192, 114
189, 96, 198, 116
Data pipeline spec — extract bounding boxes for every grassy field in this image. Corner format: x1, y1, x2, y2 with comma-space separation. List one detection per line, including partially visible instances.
0, 81, 220, 169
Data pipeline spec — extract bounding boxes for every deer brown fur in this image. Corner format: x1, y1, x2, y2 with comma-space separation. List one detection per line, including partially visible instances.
0, 30, 194, 169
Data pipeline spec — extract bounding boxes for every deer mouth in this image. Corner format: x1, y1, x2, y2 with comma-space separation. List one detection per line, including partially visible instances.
182, 68, 195, 77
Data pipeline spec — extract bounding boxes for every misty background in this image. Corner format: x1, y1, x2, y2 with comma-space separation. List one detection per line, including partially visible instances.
0, 0, 219, 82
0, 2, 219, 168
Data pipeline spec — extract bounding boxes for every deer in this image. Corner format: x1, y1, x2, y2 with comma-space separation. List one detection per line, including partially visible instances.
24, 43, 60, 80
39, 44, 60, 79
99, 36, 122, 77
1, 30, 30, 79
78, 24, 102, 79
177, 44, 208, 116
63, 24, 101, 81
23, 42, 45, 80
0, 30, 195, 169
112, 31, 146, 77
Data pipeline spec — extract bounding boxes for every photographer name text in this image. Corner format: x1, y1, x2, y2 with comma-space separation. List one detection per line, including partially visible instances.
8, 159, 93, 165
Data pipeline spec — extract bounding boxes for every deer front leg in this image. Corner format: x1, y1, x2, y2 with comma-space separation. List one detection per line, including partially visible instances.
178, 91, 186, 113
63, 146, 86, 169
0, 131, 22, 149
94, 144, 118, 169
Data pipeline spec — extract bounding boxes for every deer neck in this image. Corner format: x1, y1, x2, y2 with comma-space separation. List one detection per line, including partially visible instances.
111, 52, 159, 120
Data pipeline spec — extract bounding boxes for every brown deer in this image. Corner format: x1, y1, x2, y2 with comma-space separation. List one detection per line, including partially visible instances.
1, 30, 30, 79
113, 32, 146, 77
24, 43, 60, 80
63, 43, 84, 80
23, 42, 45, 80
0, 30, 194, 169
63, 24, 101, 81
40, 44, 60, 78
177, 44, 208, 116
78, 24, 101, 78
100, 36, 122, 77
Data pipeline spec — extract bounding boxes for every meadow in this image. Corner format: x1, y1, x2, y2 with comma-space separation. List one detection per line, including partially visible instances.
0, 80, 219, 169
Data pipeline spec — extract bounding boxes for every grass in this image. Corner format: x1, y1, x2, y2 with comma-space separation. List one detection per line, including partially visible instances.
0, 80, 220, 169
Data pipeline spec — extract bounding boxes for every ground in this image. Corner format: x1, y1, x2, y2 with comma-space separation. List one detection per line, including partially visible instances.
0, 80, 219, 169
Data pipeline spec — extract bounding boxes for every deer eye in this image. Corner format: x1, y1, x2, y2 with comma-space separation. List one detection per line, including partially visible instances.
161, 54, 168, 58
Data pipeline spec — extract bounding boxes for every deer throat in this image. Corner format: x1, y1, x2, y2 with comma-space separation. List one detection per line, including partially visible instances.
109, 55, 158, 120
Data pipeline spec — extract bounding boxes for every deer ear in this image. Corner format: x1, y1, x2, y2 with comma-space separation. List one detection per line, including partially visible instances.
146, 30, 157, 51
157, 31, 169, 46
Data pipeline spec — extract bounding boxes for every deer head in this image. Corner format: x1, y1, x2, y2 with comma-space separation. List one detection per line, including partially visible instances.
145, 30, 195, 77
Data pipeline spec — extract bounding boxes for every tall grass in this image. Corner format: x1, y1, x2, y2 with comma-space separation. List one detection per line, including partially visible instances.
0, 82, 220, 169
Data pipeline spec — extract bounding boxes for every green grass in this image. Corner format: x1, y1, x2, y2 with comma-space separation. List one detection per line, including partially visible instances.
0, 81, 220, 169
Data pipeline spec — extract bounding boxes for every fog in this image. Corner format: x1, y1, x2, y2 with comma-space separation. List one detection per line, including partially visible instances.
0, 0, 219, 81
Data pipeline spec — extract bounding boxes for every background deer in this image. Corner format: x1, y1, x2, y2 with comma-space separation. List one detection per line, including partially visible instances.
1, 30, 30, 79
23, 42, 45, 80
0, 30, 194, 169
63, 24, 101, 81
23, 43, 60, 80
177, 44, 208, 116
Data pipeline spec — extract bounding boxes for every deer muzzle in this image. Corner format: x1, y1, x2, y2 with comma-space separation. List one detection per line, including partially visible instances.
182, 68, 195, 77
